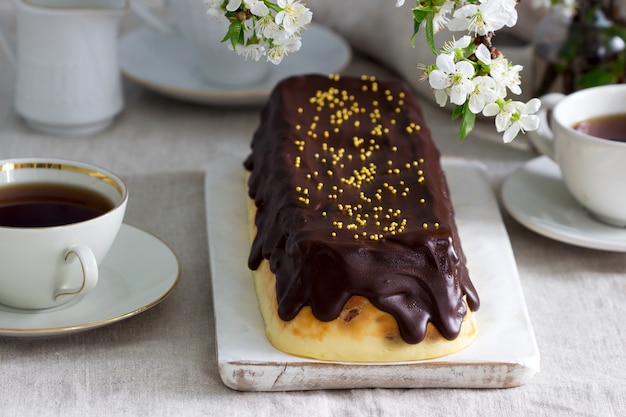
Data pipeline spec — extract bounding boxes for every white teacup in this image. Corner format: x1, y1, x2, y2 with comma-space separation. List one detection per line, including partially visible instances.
0, 158, 128, 309
132, 0, 270, 86
528, 84, 626, 227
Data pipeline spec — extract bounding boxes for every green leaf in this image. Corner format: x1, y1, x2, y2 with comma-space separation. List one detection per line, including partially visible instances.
412, 9, 429, 27
457, 103, 476, 140
223, 21, 245, 50
424, 13, 436, 55
410, 9, 428, 47
410, 9, 437, 54
451, 104, 464, 120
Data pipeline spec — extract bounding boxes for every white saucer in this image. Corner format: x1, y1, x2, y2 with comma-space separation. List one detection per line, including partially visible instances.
0, 224, 180, 337
501, 156, 626, 252
119, 23, 352, 106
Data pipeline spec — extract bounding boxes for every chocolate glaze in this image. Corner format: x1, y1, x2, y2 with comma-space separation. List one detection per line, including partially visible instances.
244, 74, 479, 344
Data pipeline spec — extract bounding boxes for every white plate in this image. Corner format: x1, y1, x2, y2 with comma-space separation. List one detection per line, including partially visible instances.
119, 23, 352, 106
0, 224, 180, 337
501, 156, 626, 252
205, 156, 540, 391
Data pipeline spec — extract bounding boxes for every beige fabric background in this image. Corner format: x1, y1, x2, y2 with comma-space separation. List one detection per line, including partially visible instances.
0, 1, 624, 416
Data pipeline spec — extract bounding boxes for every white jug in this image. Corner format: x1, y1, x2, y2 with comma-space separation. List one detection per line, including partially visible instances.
0, 0, 129, 136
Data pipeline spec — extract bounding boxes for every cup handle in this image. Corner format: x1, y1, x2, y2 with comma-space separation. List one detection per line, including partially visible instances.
130, 0, 176, 34
54, 245, 99, 300
526, 93, 566, 161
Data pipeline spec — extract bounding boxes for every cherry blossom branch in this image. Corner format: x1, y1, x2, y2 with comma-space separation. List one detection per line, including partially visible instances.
207, 0, 544, 142
204, 0, 312, 64
402, 0, 541, 141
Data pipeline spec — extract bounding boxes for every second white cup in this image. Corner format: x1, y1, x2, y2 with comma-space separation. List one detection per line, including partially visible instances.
528, 84, 626, 227
133, 0, 270, 86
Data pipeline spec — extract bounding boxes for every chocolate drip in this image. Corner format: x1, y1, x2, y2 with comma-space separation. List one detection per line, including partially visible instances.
245, 75, 479, 344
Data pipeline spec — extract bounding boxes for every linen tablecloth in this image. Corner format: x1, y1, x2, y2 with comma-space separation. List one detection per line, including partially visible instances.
0, 1, 624, 416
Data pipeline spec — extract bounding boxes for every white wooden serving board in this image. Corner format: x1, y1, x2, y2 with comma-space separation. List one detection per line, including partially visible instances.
205, 156, 540, 391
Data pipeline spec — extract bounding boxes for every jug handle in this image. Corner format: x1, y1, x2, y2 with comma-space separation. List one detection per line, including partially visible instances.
0, 12, 16, 68
130, 0, 176, 34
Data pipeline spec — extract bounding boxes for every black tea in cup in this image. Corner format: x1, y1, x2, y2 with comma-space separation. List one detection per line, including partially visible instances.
573, 113, 626, 142
0, 183, 114, 228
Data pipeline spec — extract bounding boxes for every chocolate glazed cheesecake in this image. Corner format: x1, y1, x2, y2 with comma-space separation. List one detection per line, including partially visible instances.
244, 74, 480, 362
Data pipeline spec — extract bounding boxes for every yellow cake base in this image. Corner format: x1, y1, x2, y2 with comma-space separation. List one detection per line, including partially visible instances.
247, 197, 477, 363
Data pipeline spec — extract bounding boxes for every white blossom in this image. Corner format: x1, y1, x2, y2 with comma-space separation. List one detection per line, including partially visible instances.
247, 0, 270, 17
233, 41, 267, 61
429, 1, 454, 33
429, 53, 475, 106
441, 35, 472, 56
484, 99, 541, 143
395, 0, 405, 6
209, 0, 311, 65
447, 0, 512, 36
204, 0, 224, 17
489, 0, 519, 27
490, 57, 523, 97
256, 14, 281, 39
225, 0, 269, 16
276, 0, 313, 35
475, 43, 492, 65
468, 75, 498, 114
225, 0, 241, 12
266, 33, 302, 64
